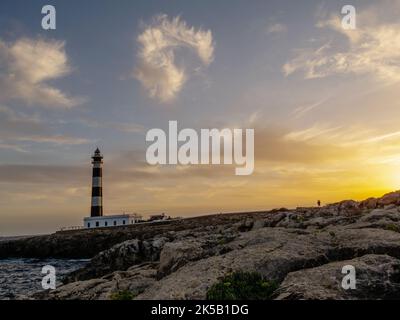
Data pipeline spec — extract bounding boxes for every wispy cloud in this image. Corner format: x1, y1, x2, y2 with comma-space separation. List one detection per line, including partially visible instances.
0, 105, 90, 148
362, 131, 400, 143
0, 105, 44, 139
78, 118, 144, 133
0, 38, 82, 108
284, 123, 400, 151
283, 8, 400, 84
16, 135, 90, 145
0, 104, 42, 125
0, 141, 28, 153
266, 23, 287, 35
284, 124, 344, 142
134, 14, 214, 103
291, 96, 331, 118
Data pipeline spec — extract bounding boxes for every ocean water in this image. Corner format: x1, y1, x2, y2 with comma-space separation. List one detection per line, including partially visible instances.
0, 258, 89, 300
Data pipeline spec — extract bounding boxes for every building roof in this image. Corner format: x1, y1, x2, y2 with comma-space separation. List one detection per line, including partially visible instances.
84, 213, 141, 220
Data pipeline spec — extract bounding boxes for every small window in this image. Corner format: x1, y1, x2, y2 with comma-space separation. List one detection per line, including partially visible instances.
87, 223, 91, 228
113, 221, 117, 226
123, 220, 126, 225
105, 221, 108, 227
96, 221, 99, 227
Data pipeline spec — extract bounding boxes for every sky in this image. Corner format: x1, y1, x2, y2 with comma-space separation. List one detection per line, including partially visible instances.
1, 0, 400, 235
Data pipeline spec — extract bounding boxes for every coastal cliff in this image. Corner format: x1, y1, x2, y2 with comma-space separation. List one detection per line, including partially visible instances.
0, 213, 259, 259
5, 191, 400, 299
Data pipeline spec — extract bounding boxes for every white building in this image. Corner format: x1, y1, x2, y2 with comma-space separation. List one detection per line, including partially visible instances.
84, 213, 142, 229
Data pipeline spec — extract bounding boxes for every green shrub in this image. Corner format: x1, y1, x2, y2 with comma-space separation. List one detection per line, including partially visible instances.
386, 224, 400, 233
218, 238, 226, 245
110, 290, 135, 300
206, 271, 278, 300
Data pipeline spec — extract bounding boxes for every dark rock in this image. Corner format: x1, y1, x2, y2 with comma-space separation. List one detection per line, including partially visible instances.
378, 191, 400, 207
35, 264, 157, 300
64, 237, 167, 283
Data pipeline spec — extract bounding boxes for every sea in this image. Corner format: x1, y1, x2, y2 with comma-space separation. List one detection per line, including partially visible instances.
0, 258, 89, 300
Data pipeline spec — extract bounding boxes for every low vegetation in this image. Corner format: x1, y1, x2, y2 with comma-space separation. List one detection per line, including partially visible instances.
385, 223, 400, 233
110, 290, 136, 300
206, 271, 278, 300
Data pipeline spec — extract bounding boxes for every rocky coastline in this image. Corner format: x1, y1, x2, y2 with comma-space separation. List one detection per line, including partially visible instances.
3, 191, 400, 299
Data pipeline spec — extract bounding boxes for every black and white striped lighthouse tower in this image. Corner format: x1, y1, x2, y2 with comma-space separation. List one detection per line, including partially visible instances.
91, 148, 103, 217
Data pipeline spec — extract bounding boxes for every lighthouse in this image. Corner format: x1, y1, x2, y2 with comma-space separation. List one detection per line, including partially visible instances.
91, 148, 103, 217
83, 148, 142, 229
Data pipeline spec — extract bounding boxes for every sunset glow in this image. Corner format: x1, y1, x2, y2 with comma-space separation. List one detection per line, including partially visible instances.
1, 0, 400, 235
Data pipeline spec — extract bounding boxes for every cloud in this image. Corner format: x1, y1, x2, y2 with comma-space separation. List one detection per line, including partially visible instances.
281, 123, 400, 172
362, 131, 400, 144
266, 23, 287, 35
0, 105, 90, 147
0, 38, 81, 108
291, 96, 331, 118
16, 135, 90, 145
284, 124, 344, 142
283, 10, 400, 83
0, 105, 44, 139
254, 125, 356, 165
0, 165, 86, 184
283, 123, 400, 151
135, 14, 214, 103
0, 142, 28, 153
78, 117, 145, 133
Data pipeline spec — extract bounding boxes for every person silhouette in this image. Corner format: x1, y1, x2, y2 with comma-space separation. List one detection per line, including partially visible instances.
317, 200, 321, 207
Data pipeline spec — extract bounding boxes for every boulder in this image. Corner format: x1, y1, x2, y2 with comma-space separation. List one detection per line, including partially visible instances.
36, 264, 157, 300
158, 231, 238, 277
358, 208, 400, 224
338, 200, 361, 215
359, 197, 378, 210
276, 255, 400, 300
252, 219, 265, 230
378, 191, 400, 207
64, 237, 167, 283
264, 212, 288, 227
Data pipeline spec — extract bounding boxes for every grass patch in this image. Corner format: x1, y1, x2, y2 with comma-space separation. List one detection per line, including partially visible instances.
386, 223, 400, 233
110, 290, 136, 300
206, 271, 278, 300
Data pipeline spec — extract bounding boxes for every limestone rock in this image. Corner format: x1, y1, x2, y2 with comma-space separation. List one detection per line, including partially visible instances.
136, 227, 400, 300
276, 255, 400, 300
359, 197, 378, 210
337, 200, 362, 215
158, 232, 236, 277
65, 237, 167, 282
15, 190, 400, 300
36, 264, 157, 300
378, 191, 400, 207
